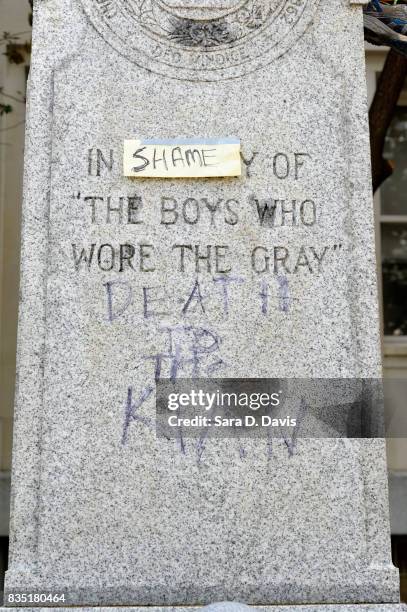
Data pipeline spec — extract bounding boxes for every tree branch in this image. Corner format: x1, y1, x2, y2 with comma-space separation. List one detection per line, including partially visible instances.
369, 49, 407, 193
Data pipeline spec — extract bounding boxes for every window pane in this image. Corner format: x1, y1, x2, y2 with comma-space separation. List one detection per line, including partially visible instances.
382, 107, 407, 216
382, 223, 407, 336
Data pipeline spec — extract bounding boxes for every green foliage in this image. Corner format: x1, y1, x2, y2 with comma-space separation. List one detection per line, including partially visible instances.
3, 41, 31, 65
0, 1, 32, 122
0, 103, 13, 116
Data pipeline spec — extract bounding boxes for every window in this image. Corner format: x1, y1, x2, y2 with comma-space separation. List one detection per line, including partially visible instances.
380, 97, 407, 337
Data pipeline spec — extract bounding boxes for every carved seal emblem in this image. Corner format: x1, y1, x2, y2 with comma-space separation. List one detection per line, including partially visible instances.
80, 0, 320, 80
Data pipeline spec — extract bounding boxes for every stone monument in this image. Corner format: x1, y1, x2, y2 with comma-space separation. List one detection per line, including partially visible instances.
4, 0, 407, 609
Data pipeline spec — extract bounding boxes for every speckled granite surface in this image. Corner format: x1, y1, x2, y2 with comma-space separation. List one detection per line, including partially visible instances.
4, 0, 403, 607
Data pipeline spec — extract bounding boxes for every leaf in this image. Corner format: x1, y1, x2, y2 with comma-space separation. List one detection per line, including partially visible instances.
4, 44, 25, 64
0, 103, 13, 115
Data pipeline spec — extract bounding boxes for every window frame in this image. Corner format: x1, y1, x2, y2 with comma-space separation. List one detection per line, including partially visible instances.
366, 47, 407, 354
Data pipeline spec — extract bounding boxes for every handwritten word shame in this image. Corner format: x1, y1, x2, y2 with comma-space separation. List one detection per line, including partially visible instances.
92, 147, 311, 181
123, 138, 241, 178
132, 145, 216, 172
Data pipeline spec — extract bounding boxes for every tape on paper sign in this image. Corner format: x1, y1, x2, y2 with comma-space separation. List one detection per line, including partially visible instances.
123, 138, 241, 178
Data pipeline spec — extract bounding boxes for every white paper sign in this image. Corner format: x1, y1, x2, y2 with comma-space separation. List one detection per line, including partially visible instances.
123, 138, 241, 178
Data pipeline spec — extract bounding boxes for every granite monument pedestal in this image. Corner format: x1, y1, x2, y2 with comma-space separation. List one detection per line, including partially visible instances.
4, 0, 406, 609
